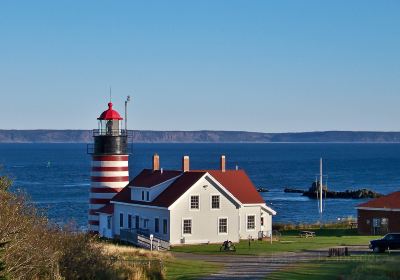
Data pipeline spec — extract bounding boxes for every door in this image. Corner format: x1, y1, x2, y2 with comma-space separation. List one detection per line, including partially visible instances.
380, 218, 389, 235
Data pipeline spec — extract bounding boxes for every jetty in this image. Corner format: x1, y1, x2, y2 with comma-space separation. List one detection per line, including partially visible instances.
284, 181, 383, 199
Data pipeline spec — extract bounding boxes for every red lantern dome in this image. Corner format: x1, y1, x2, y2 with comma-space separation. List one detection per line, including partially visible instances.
97, 102, 123, 120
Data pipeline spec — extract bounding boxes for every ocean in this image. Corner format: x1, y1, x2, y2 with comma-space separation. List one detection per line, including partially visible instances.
1, 143, 400, 229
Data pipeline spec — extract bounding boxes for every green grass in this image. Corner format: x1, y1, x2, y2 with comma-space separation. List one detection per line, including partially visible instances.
267, 255, 400, 280
171, 229, 376, 255
164, 259, 222, 280
267, 260, 355, 280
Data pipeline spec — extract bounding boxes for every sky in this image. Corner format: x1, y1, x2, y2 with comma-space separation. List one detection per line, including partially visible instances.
0, 0, 399, 132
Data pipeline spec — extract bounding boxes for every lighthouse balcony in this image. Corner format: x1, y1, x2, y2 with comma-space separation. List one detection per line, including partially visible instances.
87, 130, 133, 155
92, 129, 133, 137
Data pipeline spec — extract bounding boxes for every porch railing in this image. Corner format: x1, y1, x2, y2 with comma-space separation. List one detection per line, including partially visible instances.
120, 229, 170, 251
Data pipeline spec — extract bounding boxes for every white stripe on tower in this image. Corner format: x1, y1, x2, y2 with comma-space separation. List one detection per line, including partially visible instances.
88, 155, 129, 233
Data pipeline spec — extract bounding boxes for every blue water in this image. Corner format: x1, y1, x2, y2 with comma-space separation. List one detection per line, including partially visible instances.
1, 143, 400, 228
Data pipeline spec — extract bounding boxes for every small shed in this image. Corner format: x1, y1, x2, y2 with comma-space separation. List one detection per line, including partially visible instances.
356, 191, 400, 235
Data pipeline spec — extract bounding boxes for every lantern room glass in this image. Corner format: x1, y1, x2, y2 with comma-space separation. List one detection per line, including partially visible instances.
98, 119, 122, 136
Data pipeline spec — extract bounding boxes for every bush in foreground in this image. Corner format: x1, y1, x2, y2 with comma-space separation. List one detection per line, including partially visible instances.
0, 175, 165, 280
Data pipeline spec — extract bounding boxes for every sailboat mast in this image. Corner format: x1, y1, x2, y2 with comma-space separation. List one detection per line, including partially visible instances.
319, 158, 323, 215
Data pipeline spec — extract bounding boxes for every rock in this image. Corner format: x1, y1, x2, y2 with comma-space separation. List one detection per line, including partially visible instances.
302, 182, 383, 199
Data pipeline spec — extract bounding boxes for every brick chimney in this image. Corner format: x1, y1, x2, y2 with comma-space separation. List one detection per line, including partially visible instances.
153, 154, 160, 171
182, 156, 190, 172
220, 155, 226, 172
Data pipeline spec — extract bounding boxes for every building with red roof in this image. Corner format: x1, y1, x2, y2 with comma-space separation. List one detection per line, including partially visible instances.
97, 154, 276, 245
356, 191, 400, 235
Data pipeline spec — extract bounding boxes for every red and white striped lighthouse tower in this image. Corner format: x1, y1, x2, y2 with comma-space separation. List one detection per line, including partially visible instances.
88, 101, 130, 233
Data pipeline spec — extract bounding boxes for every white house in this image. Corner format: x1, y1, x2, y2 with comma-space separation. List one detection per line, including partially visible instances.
97, 154, 276, 245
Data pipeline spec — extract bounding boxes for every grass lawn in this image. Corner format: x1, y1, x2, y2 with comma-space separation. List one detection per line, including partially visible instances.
171, 229, 376, 255
267, 254, 400, 280
164, 259, 222, 280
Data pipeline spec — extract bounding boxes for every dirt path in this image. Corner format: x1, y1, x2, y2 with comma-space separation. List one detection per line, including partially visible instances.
173, 245, 370, 280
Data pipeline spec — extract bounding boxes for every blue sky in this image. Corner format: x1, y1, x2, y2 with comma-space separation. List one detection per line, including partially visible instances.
0, 0, 399, 132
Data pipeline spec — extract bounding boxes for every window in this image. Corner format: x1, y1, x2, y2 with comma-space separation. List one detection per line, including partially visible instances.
107, 216, 112, 229
146, 191, 150, 201
247, 215, 255, 230
155, 218, 159, 233
163, 219, 168, 234
143, 219, 149, 229
183, 219, 192, 234
261, 217, 264, 226
218, 218, 228, 234
190, 195, 199, 209
128, 214, 132, 229
135, 216, 140, 229
141, 191, 145, 201
119, 213, 124, 228
211, 195, 220, 209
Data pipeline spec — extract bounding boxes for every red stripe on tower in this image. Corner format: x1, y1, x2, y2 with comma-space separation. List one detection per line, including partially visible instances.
92, 155, 128, 161
91, 176, 130, 182
92, 166, 129, 172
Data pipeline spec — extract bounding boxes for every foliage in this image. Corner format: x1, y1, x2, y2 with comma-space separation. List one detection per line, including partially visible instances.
0, 242, 6, 280
0, 175, 165, 279
273, 220, 357, 232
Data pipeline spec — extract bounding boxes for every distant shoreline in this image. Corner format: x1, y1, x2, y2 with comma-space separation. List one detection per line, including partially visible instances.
1, 130, 400, 143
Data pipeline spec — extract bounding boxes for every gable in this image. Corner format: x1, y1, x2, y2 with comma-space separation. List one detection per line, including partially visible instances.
129, 169, 182, 188
112, 171, 205, 208
168, 173, 241, 210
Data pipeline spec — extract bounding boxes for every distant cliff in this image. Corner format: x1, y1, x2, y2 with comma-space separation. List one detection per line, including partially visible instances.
1, 130, 400, 143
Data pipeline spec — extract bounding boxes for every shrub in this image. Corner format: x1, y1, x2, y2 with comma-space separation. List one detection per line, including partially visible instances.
0, 175, 165, 280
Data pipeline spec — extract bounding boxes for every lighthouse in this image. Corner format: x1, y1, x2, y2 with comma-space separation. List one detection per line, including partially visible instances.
88, 101, 131, 233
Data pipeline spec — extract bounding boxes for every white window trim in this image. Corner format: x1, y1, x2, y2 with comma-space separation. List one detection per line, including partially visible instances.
246, 214, 256, 231
210, 194, 221, 210
182, 218, 193, 236
218, 217, 228, 235
189, 194, 200, 211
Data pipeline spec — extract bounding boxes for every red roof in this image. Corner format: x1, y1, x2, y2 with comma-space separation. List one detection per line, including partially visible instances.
112, 172, 205, 207
96, 203, 114, 214
357, 191, 400, 210
98, 102, 123, 120
206, 170, 265, 204
129, 169, 182, 188
111, 168, 265, 207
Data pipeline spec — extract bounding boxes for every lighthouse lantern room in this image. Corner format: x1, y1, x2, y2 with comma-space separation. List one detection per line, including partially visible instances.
88, 101, 131, 234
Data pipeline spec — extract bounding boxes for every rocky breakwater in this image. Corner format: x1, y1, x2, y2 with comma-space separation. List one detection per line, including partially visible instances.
284, 181, 383, 199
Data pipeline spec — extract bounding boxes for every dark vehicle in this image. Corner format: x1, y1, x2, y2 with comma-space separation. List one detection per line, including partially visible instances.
369, 233, 400, 253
